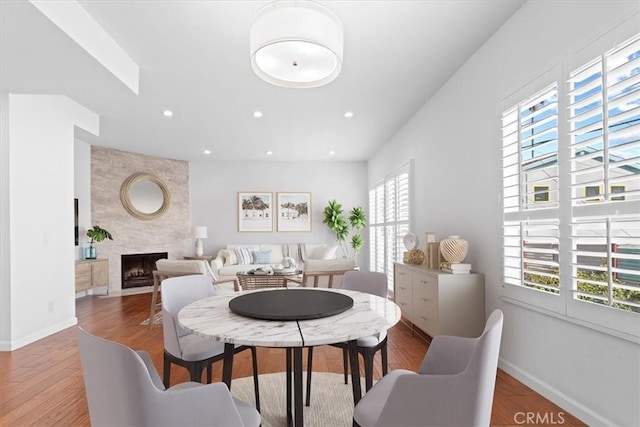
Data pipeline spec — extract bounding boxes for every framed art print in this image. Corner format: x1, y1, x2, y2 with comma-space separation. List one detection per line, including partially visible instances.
238, 192, 273, 232
277, 192, 311, 232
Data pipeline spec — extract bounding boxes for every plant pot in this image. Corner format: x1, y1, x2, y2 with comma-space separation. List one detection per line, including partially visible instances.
84, 245, 97, 260
439, 235, 468, 263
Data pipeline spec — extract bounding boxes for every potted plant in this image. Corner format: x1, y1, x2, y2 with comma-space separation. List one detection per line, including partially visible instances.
85, 225, 113, 259
322, 200, 366, 258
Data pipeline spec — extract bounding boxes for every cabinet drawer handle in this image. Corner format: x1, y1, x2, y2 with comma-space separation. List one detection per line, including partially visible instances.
420, 316, 427, 320
420, 297, 429, 302
399, 286, 407, 290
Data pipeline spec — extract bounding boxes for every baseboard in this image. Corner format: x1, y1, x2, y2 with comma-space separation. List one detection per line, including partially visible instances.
101, 286, 153, 298
498, 358, 613, 426
0, 317, 78, 351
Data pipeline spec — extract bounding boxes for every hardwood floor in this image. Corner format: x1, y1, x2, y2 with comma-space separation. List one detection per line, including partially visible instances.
0, 293, 586, 426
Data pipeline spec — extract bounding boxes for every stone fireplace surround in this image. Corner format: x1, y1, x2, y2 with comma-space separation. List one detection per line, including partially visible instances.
91, 146, 190, 293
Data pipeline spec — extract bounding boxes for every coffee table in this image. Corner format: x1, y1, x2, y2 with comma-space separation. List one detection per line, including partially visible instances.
236, 269, 302, 290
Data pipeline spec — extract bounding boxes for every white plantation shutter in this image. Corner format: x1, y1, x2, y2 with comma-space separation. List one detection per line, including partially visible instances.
369, 186, 385, 273
501, 32, 640, 338
369, 161, 412, 295
568, 34, 640, 316
502, 83, 560, 293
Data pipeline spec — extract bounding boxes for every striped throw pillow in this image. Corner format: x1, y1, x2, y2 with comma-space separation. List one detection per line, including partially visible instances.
234, 247, 254, 265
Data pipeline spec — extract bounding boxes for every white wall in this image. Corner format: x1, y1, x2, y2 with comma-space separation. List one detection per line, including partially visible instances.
74, 139, 91, 261
368, 1, 639, 425
190, 160, 368, 265
0, 93, 11, 344
0, 94, 98, 350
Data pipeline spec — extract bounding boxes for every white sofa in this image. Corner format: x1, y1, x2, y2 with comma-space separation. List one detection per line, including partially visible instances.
212, 243, 339, 281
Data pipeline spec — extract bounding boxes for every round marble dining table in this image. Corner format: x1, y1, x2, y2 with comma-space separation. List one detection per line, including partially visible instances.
178, 287, 401, 427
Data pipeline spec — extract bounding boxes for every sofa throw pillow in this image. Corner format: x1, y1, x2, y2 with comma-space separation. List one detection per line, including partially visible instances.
234, 247, 254, 265
322, 245, 339, 260
221, 250, 238, 266
252, 250, 272, 264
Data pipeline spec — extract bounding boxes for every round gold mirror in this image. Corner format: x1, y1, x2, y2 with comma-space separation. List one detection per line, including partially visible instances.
120, 172, 171, 220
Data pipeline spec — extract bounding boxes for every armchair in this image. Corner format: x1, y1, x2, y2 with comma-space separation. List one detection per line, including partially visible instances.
353, 309, 504, 427
285, 258, 357, 288
77, 327, 260, 427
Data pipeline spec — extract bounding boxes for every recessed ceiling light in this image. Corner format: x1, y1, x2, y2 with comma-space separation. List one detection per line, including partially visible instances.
163, 110, 173, 117
265, 150, 273, 155
344, 111, 354, 118
203, 150, 211, 155
329, 150, 336, 155
253, 111, 263, 118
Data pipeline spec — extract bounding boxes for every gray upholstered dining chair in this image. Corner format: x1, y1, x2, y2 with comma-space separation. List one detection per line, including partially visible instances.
77, 327, 261, 427
306, 271, 388, 405
353, 309, 504, 427
161, 274, 260, 410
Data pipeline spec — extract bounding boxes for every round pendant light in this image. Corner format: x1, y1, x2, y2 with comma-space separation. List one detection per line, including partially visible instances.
250, 0, 344, 88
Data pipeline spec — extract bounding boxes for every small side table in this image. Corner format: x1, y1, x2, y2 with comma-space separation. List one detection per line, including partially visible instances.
183, 255, 215, 262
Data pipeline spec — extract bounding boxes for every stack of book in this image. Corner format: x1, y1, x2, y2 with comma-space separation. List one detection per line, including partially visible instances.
440, 262, 471, 274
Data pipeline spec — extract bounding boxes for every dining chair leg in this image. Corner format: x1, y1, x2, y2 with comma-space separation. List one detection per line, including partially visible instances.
363, 348, 375, 392
251, 346, 261, 412
188, 363, 203, 383
381, 339, 388, 376
162, 355, 171, 388
348, 340, 362, 405
342, 347, 349, 384
305, 347, 313, 407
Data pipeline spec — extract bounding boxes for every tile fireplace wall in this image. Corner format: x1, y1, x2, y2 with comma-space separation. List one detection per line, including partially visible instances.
91, 146, 190, 292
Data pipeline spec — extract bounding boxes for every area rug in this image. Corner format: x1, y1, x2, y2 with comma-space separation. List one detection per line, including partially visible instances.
139, 312, 162, 326
230, 372, 365, 427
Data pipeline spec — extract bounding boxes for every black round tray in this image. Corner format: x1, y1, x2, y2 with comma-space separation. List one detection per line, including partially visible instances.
229, 289, 354, 320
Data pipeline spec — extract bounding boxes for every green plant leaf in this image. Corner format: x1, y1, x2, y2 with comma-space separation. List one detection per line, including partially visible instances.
351, 234, 364, 252
348, 207, 366, 230
86, 225, 113, 244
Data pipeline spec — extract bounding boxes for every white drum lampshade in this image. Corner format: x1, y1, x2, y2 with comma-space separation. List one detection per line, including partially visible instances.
250, 0, 344, 88
192, 226, 208, 257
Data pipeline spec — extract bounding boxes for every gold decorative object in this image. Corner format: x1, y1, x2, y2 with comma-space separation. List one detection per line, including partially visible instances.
439, 235, 468, 263
407, 249, 425, 265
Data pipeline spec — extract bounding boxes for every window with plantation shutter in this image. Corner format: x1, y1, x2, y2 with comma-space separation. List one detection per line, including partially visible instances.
501, 32, 640, 339
568, 34, 640, 316
369, 161, 412, 296
502, 83, 560, 295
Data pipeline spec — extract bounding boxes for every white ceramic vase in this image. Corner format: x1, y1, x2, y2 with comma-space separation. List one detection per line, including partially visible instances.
439, 235, 468, 263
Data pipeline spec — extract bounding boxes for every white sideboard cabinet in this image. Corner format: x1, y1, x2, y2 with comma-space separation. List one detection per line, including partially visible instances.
394, 262, 485, 338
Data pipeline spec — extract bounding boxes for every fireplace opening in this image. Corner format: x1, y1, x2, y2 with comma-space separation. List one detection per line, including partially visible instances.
121, 252, 168, 289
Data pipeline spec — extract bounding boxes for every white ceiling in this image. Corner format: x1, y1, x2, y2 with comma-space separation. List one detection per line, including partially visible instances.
0, 0, 525, 162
